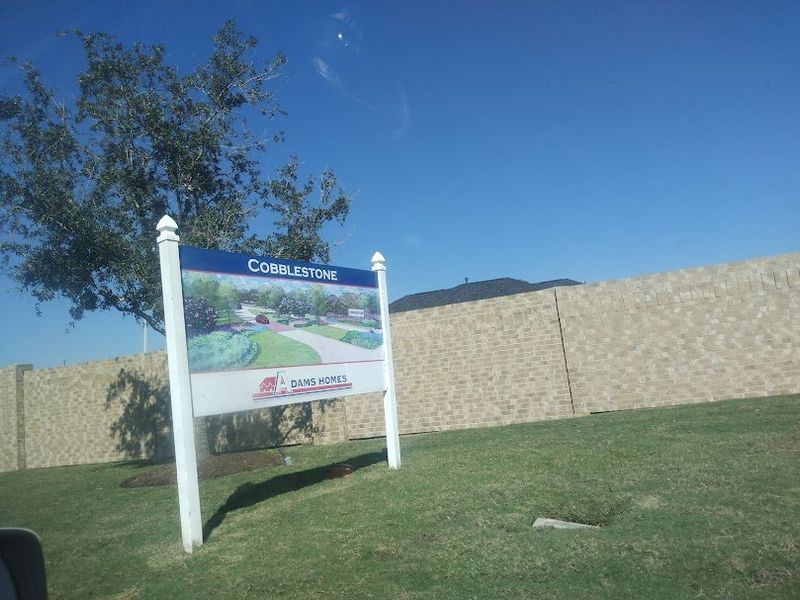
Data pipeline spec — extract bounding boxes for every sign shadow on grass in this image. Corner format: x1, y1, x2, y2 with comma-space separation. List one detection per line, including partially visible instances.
203, 450, 386, 541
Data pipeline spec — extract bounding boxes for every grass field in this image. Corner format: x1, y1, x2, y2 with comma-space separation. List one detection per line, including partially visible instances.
1, 395, 798, 599
214, 312, 244, 326
303, 324, 349, 341
247, 329, 320, 367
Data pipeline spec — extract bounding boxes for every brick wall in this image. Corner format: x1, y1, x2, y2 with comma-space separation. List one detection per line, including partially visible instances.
23, 352, 170, 469
557, 253, 800, 412
323, 290, 576, 443
1, 251, 797, 471
395, 290, 575, 429
17, 350, 314, 470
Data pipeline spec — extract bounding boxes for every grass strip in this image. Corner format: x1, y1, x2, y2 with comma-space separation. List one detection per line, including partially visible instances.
247, 329, 320, 367
302, 324, 349, 341
1, 395, 798, 599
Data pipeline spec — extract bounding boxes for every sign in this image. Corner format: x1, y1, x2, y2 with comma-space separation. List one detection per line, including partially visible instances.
156, 215, 401, 553
179, 246, 385, 416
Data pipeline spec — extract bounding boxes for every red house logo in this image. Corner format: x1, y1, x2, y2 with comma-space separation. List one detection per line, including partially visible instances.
258, 376, 277, 396
253, 371, 290, 400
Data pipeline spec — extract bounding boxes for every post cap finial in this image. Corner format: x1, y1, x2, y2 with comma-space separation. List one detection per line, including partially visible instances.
156, 215, 178, 233
371, 251, 386, 272
156, 215, 179, 243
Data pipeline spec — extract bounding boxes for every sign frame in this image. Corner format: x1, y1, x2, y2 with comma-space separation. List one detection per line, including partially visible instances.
178, 245, 387, 416
156, 215, 400, 553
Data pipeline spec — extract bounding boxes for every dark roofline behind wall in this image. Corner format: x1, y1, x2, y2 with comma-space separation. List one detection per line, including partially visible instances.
389, 277, 582, 313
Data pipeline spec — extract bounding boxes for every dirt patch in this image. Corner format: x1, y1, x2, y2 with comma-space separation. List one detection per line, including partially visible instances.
121, 450, 285, 487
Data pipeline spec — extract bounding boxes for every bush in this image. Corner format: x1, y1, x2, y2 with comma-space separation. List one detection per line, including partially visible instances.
294, 320, 316, 328
255, 314, 270, 324
187, 331, 260, 371
184, 296, 218, 334
341, 330, 383, 349
277, 317, 289, 325
336, 318, 381, 329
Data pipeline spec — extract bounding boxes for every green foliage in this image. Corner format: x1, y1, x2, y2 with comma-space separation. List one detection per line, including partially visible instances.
358, 291, 379, 315
337, 292, 358, 314
0, 21, 350, 334
341, 330, 383, 349
278, 289, 309, 317
336, 317, 381, 328
183, 296, 218, 334
183, 274, 240, 312
259, 284, 285, 311
310, 284, 327, 319
187, 331, 259, 371
325, 293, 343, 315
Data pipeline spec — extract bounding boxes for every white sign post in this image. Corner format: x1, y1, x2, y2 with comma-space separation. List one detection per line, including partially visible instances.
372, 252, 401, 469
156, 216, 203, 552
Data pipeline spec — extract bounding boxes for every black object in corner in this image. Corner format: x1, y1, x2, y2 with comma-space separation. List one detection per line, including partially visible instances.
0, 528, 48, 600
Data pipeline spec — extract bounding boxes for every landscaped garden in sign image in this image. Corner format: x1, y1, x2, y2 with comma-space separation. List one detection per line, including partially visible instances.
181, 272, 383, 371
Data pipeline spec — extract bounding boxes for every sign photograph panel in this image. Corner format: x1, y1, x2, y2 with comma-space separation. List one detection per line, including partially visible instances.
178, 246, 385, 416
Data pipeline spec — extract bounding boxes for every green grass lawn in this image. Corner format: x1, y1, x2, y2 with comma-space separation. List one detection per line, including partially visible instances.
303, 324, 349, 341
247, 329, 320, 367
214, 312, 244, 326
1, 395, 799, 599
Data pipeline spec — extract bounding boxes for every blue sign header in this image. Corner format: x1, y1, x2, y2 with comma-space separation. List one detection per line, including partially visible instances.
179, 246, 377, 288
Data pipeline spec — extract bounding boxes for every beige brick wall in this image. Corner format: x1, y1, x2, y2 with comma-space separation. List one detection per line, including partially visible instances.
19, 350, 314, 468
23, 352, 171, 469
4, 251, 797, 469
207, 404, 314, 452
310, 399, 350, 445
338, 391, 385, 441
337, 288, 576, 441
557, 253, 800, 413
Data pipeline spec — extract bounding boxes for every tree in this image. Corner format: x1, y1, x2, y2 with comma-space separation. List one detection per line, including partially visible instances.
259, 284, 285, 311
361, 291, 379, 318
310, 285, 327, 323
339, 291, 359, 313
326, 293, 343, 316
0, 21, 350, 335
216, 280, 241, 322
278, 294, 301, 319
183, 274, 221, 309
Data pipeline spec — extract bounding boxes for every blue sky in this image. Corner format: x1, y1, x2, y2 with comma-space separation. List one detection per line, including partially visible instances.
1, 0, 798, 368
